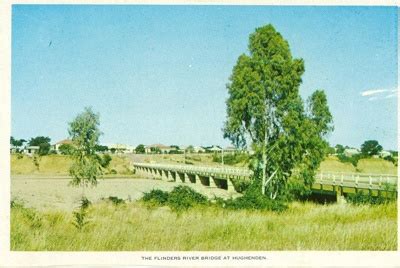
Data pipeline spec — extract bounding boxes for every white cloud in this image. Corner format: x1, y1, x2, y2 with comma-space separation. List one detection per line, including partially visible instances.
361, 89, 389, 96
361, 88, 398, 101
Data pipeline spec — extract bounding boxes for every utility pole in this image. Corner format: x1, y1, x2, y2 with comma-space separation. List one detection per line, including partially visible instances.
222, 148, 224, 166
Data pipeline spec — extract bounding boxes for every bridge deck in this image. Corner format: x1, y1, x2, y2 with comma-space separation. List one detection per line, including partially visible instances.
133, 162, 398, 194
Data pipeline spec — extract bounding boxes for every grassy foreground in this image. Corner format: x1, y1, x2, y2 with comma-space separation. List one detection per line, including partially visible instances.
11, 201, 397, 251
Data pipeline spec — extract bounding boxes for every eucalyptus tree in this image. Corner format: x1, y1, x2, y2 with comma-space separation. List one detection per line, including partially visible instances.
223, 24, 333, 198
68, 107, 103, 196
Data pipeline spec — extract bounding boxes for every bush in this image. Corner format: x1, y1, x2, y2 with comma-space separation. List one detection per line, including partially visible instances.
285, 180, 312, 201
230, 177, 251, 193
99, 154, 112, 168
215, 189, 287, 212
167, 186, 208, 211
142, 189, 169, 205
107, 196, 125, 205
141, 186, 208, 211
345, 191, 394, 205
337, 153, 362, 167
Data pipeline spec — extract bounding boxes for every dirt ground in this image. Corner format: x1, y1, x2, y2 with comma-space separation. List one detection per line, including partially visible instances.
11, 175, 240, 211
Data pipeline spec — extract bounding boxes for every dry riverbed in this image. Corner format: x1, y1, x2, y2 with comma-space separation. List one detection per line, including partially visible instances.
11, 175, 240, 211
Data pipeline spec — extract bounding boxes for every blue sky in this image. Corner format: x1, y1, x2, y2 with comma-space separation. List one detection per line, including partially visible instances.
11, 5, 398, 150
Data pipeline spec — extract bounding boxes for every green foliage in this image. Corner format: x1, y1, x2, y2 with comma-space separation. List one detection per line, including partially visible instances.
98, 154, 112, 168
326, 146, 336, 155
72, 209, 89, 230
230, 177, 251, 193
150, 147, 161, 153
79, 197, 91, 210
383, 155, 397, 166
346, 192, 395, 205
141, 186, 208, 211
337, 153, 362, 167
58, 144, 74, 155
285, 179, 313, 201
32, 155, 40, 170
135, 144, 145, 154
28, 136, 51, 155
223, 24, 333, 199
107, 196, 125, 205
186, 145, 194, 153
212, 152, 249, 165
215, 188, 287, 212
361, 140, 383, 156
142, 189, 169, 205
167, 186, 208, 211
10, 136, 26, 151
68, 107, 103, 188
95, 145, 109, 153
335, 144, 345, 154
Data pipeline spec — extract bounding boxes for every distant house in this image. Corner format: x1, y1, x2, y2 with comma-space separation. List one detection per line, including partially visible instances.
23, 146, 40, 156
192, 146, 205, 153
379, 150, 391, 158
344, 148, 360, 157
207, 145, 222, 153
52, 139, 73, 153
145, 144, 173, 154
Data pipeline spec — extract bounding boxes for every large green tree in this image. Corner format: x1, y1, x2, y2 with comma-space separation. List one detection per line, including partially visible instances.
223, 25, 333, 199
68, 107, 103, 193
361, 140, 383, 156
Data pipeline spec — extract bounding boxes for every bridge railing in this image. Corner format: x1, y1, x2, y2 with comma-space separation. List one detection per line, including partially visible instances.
133, 162, 398, 189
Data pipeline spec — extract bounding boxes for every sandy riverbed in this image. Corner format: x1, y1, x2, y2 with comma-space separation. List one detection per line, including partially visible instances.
11, 176, 240, 211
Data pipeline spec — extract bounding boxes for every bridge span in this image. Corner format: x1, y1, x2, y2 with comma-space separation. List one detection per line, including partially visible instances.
133, 162, 398, 200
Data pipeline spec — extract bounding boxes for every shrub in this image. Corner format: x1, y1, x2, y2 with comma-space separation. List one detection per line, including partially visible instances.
167, 185, 208, 211
230, 177, 251, 193
215, 189, 287, 212
142, 189, 169, 205
79, 197, 91, 210
108, 196, 125, 205
337, 153, 362, 167
346, 192, 389, 205
99, 154, 112, 168
72, 209, 89, 230
285, 180, 312, 201
141, 186, 208, 211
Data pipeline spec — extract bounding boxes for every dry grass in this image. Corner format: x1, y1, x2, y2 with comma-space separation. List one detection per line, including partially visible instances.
10, 154, 133, 175
11, 200, 397, 251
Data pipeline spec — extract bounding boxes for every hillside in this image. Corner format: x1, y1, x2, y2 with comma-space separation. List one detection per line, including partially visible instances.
10, 154, 134, 176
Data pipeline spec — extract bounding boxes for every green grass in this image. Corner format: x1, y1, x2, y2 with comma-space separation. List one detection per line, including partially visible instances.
11, 200, 397, 251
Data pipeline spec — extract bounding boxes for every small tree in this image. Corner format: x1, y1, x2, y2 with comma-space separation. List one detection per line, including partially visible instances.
335, 144, 345, 154
135, 144, 145, 154
361, 140, 383, 157
59, 144, 74, 155
68, 107, 103, 196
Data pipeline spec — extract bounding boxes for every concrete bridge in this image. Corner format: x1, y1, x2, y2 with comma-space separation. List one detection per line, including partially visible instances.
133, 162, 398, 200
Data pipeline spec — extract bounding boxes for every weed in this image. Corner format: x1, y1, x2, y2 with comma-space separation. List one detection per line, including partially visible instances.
108, 196, 125, 205
72, 209, 89, 230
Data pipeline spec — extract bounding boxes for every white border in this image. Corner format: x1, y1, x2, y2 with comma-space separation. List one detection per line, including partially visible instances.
1, 1, 399, 267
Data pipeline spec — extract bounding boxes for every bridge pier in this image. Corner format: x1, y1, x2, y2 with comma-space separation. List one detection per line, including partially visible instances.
175, 172, 184, 183
209, 176, 217, 188
184, 173, 190, 183
335, 186, 346, 204
227, 178, 235, 193
195, 174, 201, 185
